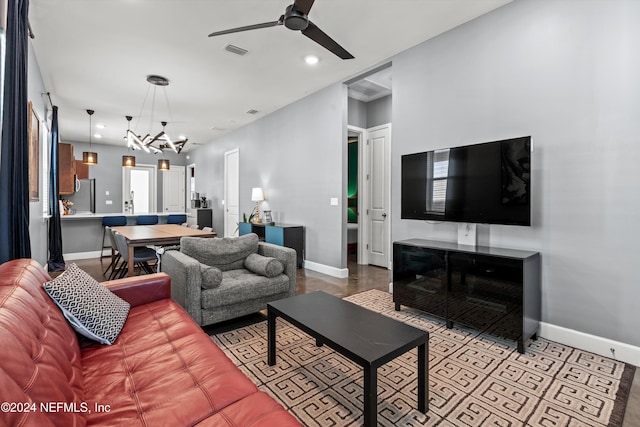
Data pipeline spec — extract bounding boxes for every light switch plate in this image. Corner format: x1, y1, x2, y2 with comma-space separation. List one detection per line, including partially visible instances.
106, 200, 112, 205
330, 198, 339, 206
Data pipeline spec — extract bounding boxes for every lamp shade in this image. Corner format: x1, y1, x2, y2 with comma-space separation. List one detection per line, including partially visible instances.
251, 187, 264, 202
158, 158, 170, 171
82, 151, 98, 165
122, 155, 136, 167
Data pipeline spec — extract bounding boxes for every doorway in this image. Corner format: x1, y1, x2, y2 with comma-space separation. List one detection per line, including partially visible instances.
162, 165, 185, 212
346, 64, 392, 269
224, 148, 240, 237
122, 164, 157, 214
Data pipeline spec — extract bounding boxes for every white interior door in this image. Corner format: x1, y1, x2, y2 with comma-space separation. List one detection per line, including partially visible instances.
224, 148, 240, 237
122, 164, 156, 213
163, 165, 185, 212
367, 125, 391, 268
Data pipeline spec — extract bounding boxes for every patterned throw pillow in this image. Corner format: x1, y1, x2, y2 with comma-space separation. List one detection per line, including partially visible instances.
43, 263, 130, 345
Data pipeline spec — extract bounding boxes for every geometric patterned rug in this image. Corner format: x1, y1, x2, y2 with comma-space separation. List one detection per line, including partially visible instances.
211, 290, 635, 426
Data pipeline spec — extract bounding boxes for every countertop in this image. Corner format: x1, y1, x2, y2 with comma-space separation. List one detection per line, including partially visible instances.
60, 212, 187, 220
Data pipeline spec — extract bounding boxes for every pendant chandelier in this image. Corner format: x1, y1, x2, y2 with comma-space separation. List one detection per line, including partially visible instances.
82, 109, 98, 165
126, 75, 188, 169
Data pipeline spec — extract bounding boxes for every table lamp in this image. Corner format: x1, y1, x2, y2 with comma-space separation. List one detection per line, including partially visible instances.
251, 187, 264, 224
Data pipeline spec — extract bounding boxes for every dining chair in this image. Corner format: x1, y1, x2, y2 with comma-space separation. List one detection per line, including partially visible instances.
136, 215, 159, 225
167, 214, 187, 224
112, 231, 158, 278
100, 216, 127, 257
103, 227, 122, 277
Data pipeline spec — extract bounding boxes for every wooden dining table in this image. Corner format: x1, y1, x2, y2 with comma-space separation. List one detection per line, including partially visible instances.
111, 224, 216, 277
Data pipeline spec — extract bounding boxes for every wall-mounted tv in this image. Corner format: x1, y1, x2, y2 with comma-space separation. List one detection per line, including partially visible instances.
401, 136, 531, 226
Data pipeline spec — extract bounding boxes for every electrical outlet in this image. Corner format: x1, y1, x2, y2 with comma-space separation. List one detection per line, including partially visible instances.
610, 347, 616, 358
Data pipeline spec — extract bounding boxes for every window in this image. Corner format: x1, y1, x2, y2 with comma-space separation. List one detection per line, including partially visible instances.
426, 149, 449, 214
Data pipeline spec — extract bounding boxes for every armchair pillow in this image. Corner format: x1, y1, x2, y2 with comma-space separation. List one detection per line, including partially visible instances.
181, 233, 259, 271
200, 264, 223, 289
244, 253, 284, 278
43, 263, 130, 345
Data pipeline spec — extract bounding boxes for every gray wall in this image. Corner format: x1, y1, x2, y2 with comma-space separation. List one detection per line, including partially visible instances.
391, 0, 640, 346
347, 98, 366, 128
347, 95, 392, 129
366, 95, 392, 128
191, 84, 348, 268
67, 141, 186, 213
26, 43, 49, 266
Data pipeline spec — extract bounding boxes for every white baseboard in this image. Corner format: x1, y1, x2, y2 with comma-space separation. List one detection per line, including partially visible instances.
540, 322, 640, 367
64, 251, 103, 260
303, 260, 349, 279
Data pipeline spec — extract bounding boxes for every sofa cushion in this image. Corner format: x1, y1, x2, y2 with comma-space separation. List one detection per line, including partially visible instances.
181, 233, 259, 271
201, 269, 290, 308
0, 259, 86, 427
43, 263, 130, 345
200, 264, 223, 289
81, 298, 263, 426
244, 253, 284, 277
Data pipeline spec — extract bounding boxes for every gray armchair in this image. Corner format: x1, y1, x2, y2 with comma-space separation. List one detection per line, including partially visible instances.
162, 233, 297, 326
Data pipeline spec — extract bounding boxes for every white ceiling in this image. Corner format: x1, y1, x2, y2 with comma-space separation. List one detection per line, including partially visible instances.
29, 0, 511, 152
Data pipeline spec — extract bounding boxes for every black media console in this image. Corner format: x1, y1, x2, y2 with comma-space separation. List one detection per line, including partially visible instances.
393, 239, 540, 353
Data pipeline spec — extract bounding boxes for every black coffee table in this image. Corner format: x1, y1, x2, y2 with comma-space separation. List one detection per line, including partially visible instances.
267, 291, 429, 427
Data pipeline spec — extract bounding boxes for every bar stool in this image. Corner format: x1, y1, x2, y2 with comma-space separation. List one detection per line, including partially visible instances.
136, 215, 159, 225
101, 216, 127, 257
167, 214, 187, 224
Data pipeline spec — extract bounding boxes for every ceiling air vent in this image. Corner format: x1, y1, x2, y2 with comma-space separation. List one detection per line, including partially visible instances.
246, 109, 259, 115
224, 44, 248, 56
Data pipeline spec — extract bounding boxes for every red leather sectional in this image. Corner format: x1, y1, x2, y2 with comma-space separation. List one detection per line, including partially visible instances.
0, 259, 301, 426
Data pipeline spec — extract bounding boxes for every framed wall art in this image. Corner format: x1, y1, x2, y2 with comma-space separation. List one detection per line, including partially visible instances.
28, 101, 40, 201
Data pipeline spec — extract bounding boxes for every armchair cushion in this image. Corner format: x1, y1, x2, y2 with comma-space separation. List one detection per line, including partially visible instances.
43, 263, 130, 345
244, 253, 284, 277
201, 269, 290, 308
181, 233, 259, 271
200, 264, 223, 289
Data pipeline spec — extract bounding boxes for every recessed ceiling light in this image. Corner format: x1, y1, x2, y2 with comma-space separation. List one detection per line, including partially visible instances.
178, 134, 186, 140
96, 123, 106, 129
94, 133, 102, 139
304, 55, 319, 65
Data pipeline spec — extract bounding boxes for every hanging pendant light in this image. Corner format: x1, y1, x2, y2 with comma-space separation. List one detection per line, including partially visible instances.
158, 158, 170, 171
82, 109, 98, 165
122, 116, 136, 167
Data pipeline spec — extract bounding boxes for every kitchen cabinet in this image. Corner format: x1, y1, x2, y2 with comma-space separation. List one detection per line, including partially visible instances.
74, 160, 89, 180
59, 143, 76, 195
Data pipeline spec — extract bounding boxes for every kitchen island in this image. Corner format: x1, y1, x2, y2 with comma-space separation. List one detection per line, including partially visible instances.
60, 212, 187, 259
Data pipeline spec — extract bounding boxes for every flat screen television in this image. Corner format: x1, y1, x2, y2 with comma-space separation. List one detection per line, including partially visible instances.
401, 136, 531, 226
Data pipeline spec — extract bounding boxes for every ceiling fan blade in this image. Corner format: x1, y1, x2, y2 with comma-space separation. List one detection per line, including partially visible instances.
208, 20, 282, 37
302, 21, 354, 60
293, 0, 315, 15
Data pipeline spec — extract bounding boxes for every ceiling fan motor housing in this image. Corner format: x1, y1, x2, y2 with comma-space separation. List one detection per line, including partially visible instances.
284, 4, 309, 31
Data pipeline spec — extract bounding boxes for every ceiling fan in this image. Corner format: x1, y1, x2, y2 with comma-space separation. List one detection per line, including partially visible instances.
208, 0, 354, 60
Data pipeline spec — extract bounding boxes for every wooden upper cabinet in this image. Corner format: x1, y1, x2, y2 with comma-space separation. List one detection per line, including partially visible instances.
59, 143, 76, 195
74, 159, 89, 180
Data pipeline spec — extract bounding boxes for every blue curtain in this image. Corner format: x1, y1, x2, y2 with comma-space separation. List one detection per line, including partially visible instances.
47, 106, 65, 271
0, 0, 31, 264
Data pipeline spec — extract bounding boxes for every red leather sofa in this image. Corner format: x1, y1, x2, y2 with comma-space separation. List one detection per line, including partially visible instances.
0, 259, 301, 426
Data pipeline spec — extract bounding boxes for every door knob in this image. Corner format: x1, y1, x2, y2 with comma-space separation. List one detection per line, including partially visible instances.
382, 213, 387, 218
